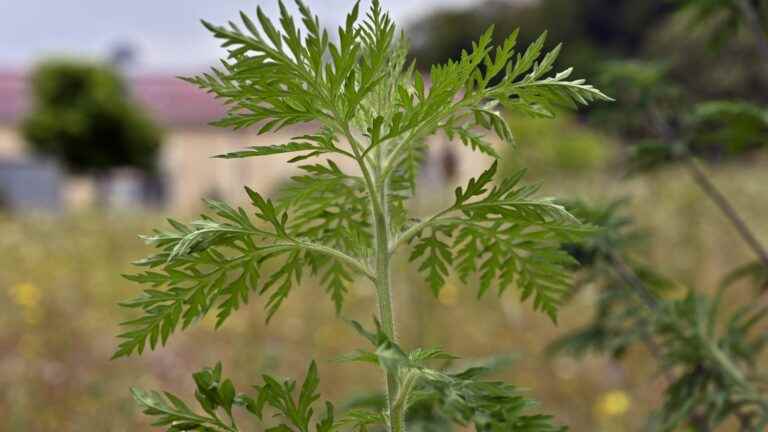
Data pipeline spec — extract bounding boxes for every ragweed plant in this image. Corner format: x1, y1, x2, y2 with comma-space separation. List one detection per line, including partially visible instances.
551, 199, 768, 431
113, 1, 609, 431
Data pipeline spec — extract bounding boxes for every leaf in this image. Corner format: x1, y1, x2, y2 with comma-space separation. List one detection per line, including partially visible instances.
410, 225, 454, 295
719, 260, 768, 291
133, 361, 339, 432
453, 161, 499, 207
116, 190, 368, 357
132, 363, 243, 431
214, 141, 328, 160
408, 166, 590, 321
275, 159, 372, 312
346, 323, 566, 432
337, 408, 386, 432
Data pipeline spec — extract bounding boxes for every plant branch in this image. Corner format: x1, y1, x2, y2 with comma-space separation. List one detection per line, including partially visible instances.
682, 156, 768, 278
640, 334, 676, 386
391, 196, 575, 254
607, 251, 768, 420
735, 0, 768, 65
342, 125, 385, 218
647, 107, 768, 284
265, 241, 374, 280
391, 209, 455, 253
352, 116, 406, 432
380, 99, 478, 180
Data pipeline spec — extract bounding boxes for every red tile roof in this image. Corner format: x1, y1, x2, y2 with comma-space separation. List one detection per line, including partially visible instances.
132, 75, 228, 127
0, 71, 228, 127
0, 71, 29, 124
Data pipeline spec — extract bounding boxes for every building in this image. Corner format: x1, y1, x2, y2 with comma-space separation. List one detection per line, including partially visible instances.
0, 70, 490, 212
0, 71, 27, 159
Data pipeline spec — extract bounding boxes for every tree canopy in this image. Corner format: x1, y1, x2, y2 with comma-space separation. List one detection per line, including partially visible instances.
22, 59, 161, 173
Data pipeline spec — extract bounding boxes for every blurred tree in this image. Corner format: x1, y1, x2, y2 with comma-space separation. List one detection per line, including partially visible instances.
677, 0, 768, 58
407, 0, 672, 76
591, 60, 768, 164
642, 8, 768, 104
22, 60, 161, 174
408, 0, 768, 111
589, 59, 768, 270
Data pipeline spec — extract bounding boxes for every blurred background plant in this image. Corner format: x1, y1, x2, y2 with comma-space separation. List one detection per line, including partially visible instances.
544, 0, 768, 430
22, 60, 161, 175
1, 0, 768, 431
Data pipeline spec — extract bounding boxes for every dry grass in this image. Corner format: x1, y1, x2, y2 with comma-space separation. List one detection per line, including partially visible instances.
1, 153, 766, 431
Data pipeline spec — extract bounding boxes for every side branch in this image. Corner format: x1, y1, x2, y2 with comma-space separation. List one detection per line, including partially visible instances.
390, 200, 577, 253
649, 106, 768, 283
683, 157, 768, 278
265, 241, 375, 280
736, 0, 768, 66
391, 209, 455, 253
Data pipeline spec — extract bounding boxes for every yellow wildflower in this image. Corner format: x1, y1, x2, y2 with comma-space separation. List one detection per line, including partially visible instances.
438, 282, 459, 306
596, 390, 631, 417
9, 282, 41, 308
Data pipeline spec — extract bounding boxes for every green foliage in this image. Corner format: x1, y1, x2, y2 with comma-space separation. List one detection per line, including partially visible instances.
407, 162, 592, 321
406, 0, 672, 76
551, 199, 768, 430
341, 319, 566, 432
409, 0, 768, 122
549, 199, 672, 358
549, 2, 768, 427
689, 100, 768, 155
118, 0, 607, 356
133, 361, 338, 431
558, 198, 644, 267
21, 59, 161, 173
117, 1, 609, 431
590, 61, 680, 142
114, 194, 372, 358
677, 0, 752, 47
594, 60, 768, 169
651, 291, 768, 430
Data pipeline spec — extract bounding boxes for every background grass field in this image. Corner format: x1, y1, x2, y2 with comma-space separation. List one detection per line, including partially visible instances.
2, 116, 766, 431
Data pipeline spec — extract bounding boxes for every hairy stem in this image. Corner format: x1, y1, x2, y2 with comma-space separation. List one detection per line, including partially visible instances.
374, 204, 404, 432
368, 133, 406, 432
339, 115, 405, 431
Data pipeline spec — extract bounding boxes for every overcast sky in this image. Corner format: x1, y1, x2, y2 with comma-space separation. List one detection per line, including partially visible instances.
0, 0, 481, 73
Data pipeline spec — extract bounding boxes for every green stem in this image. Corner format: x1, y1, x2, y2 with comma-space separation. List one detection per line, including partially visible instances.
257, 241, 374, 280
373, 164, 408, 432
374, 205, 405, 432
348, 122, 406, 432
705, 337, 768, 413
